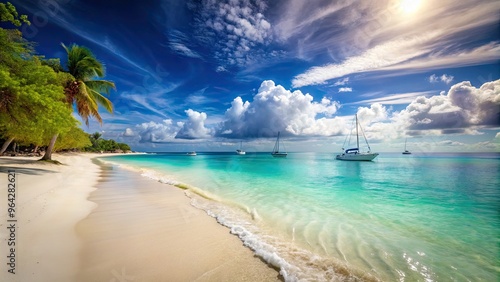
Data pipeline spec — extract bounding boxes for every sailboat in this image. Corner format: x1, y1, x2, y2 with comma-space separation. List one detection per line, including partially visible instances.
271, 131, 287, 157
236, 141, 246, 155
402, 138, 411, 155
336, 114, 379, 161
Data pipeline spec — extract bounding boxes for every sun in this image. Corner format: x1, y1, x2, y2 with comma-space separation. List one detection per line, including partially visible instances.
399, 0, 422, 14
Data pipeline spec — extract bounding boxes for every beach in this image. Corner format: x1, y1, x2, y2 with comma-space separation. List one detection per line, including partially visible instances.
0, 153, 280, 282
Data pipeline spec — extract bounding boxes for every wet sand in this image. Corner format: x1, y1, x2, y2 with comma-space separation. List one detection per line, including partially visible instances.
76, 159, 280, 281
0, 154, 279, 282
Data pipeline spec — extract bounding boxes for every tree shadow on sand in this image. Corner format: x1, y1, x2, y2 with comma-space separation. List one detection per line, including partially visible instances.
0, 158, 58, 175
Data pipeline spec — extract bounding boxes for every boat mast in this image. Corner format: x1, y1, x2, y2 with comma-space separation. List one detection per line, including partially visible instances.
356, 114, 359, 150
277, 131, 280, 152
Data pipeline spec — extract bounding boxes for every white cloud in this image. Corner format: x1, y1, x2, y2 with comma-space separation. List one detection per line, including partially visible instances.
175, 109, 212, 139
194, 0, 273, 66
292, 33, 436, 87
429, 74, 454, 84
216, 80, 343, 138
127, 79, 499, 145
122, 128, 136, 137
136, 119, 181, 143
169, 42, 201, 58
347, 91, 435, 105
195, 0, 273, 66
185, 95, 213, 105
347, 80, 500, 141
168, 30, 202, 58
440, 74, 454, 84
334, 77, 350, 86
338, 87, 353, 93
216, 66, 228, 72
289, 1, 500, 87
436, 140, 466, 146
392, 79, 500, 134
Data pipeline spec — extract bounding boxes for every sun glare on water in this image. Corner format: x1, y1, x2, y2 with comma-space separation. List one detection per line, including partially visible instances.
399, 0, 422, 14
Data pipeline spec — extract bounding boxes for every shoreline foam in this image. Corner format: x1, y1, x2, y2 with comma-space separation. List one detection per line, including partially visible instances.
99, 155, 379, 282
77, 157, 281, 281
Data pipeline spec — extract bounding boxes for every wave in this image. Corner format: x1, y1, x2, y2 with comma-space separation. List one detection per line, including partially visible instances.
98, 158, 379, 281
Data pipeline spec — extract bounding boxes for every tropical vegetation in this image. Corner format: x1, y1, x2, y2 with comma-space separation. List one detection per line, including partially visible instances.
0, 2, 129, 160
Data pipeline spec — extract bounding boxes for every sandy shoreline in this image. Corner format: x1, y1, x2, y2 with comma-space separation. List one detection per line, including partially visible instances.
0, 153, 279, 281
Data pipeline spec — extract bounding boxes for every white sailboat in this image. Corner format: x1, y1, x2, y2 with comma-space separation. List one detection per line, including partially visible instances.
271, 131, 287, 157
336, 114, 379, 161
402, 138, 411, 155
186, 151, 196, 156
236, 141, 246, 155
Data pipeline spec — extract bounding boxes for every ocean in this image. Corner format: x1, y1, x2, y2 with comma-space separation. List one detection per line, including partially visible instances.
101, 152, 500, 281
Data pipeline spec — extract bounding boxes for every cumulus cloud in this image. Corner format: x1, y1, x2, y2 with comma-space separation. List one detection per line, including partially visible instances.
175, 109, 212, 139
352, 80, 500, 140
338, 87, 352, 93
216, 80, 343, 138
136, 119, 181, 143
393, 79, 500, 134
127, 79, 499, 144
122, 128, 136, 137
429, 74, 454, 84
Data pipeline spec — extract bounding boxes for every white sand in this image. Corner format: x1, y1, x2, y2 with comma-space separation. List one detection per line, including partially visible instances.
0, 153, 280, 281
0, 153, 101, 282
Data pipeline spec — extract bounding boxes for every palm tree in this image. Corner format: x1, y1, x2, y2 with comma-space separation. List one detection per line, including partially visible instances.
62, 43, 115, 125
41, 43, 115, 161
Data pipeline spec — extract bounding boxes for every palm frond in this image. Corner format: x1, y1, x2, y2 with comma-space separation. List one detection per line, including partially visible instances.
88, 87, 113, 113
61, 43, 114, 126
85, 80, 115, 95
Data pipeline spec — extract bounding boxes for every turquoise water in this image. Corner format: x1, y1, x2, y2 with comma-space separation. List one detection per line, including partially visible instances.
102, 152, 500, 281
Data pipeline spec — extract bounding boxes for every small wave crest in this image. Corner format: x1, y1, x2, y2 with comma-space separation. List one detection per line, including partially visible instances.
99, 158, 379, 281
189, 193, 376, 282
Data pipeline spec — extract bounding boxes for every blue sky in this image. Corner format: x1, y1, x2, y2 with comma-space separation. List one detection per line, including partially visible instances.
7, 0, 500, 152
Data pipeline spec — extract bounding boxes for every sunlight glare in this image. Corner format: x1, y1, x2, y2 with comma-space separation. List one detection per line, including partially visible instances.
399, 0, 422, 14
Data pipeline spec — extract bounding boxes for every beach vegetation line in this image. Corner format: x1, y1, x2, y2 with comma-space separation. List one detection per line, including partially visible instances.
0, 2, 129, 160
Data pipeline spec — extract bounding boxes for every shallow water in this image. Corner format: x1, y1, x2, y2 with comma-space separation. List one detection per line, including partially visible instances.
102, 152, 500, 281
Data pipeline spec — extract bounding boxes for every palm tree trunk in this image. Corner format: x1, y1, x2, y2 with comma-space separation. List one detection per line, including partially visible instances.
0, 137, 14, 155
40, 134, 58, 161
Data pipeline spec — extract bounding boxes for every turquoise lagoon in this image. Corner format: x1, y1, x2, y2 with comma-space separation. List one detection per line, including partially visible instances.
101, 152, 500, 281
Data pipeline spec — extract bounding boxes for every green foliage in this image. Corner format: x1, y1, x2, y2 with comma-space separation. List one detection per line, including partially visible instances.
0, 28, 34, 68
0, 2, 118, 157
85, 132, 131, 152
0, 61, 77, 146
0, 2, 30, 27
118, 142, 131, 151
62, 43, 115, 125
55, 127, 91, 150
41, 58, 64, 73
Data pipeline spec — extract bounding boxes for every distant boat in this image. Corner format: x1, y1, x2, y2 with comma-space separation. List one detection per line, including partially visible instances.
186, 151, 197, 156
236, 141, 246, 155
336, 114, 379, 161
402, 138, 411, 155
271, 131, 287, 157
